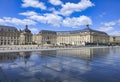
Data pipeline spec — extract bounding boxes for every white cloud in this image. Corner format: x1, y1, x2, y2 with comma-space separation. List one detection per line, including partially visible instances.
0, 17, 38, 33
21, 0, 94, 16
30, 13, 63, 27
62, 15, 92, 27
0, 19, 6, 25
0, 17, 36, 26
19, 11, 38, 16
19, 0, 94, 27
98, 27, 114, 32
19, 0, 94, 28
48, 7, 60, 15
103, 21, 116, 27
22, 11, 63, 27
29, 27, 39, 34
117, 19, 120, 25
101, 19, 120, 27
98, 19, 120, 35
49, 0, 63, 5
110, 31, 120, 36
115, 19, 120, 25
59, 0, 94, 16
29, 15, 46, 23
44, 13, 63, 27
20, 11, 92, 27
22, 0, 46, 10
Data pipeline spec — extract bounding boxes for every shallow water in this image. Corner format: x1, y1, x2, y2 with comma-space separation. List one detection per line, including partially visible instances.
0, 47, 120, 82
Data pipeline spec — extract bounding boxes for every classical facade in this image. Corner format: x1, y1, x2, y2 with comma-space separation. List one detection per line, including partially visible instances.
33, 25, 109, 46
19, 25, 32, 45
0, 25, 32, 45
1, 25, 119, 46
109, 36, 120, 42
57, 26, 109, 46
33, 30, 57, 46
0, 25, 20, 45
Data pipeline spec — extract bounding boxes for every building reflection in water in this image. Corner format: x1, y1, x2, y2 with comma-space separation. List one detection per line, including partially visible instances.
36, 48, 110, 75
0, 52, 19, 63
0, 52, 31, 62
57, 48, 110, 59
0, 48, 110, 63
0, 48, 111, 82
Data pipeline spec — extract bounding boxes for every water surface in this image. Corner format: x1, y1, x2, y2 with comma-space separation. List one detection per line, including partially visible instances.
0, 47, 120, 82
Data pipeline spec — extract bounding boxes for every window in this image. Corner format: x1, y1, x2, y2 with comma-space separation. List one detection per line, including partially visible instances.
113, 37, 116, 41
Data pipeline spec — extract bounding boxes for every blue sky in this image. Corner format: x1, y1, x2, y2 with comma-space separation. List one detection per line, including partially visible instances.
0, 0, 120, 35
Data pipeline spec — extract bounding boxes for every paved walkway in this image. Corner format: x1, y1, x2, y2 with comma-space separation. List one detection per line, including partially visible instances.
0, 45, 118, 53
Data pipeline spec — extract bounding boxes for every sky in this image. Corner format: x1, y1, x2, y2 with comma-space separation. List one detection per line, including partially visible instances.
0, 0, 120, 35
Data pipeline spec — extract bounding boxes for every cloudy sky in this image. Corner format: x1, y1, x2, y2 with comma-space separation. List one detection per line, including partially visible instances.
0, 0, 120, 35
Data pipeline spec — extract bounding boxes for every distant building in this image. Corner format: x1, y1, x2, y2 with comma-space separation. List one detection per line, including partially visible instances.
19, 25, 32, 45
1, 25, 119, 46
57, 25, 109, 46
0, 25, 32, 45
109, 36, 120, 46
33, 25, 109, 46
109, 36, 120, 42
33, 30, 57, 46
0, 25, 20, 45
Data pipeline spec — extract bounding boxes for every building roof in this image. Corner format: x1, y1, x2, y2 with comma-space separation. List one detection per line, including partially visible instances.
0, 25, 18, 32
38, 25, 108, 35
57, 26, 108, 35
81, 27, 108, 35
39, 30, 56, 34
23, 25, 31, 33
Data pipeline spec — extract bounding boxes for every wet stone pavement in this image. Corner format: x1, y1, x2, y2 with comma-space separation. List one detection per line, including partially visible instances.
0, 47, 120, 82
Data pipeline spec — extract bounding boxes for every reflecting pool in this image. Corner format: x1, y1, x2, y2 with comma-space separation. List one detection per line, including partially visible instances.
0, 47, 120, 82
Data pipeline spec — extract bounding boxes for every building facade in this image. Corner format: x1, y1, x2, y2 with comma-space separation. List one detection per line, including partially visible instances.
33, 25, 109, 46
33, 30, 57, 46
19, 25, 32, 45
1, 25, 119, 46
0, 25, 32, 45
109, 36, 120, 42
109, 36, 120, 45
57, 27, 109, 46
0, 25, 20, 45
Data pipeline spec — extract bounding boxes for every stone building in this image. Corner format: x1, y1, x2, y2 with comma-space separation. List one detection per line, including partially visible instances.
0, 25, 114, 46
0, 25, 32, 45
57, 25, 109, 46
109, 36, 120, 42
19, 25, 32, 45
0, 25, 20, 45
32, 34, 40, 44
33, 25, 109, 46
33, 30, 57, 46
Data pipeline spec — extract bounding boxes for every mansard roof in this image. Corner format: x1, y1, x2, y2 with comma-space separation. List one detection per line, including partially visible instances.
39, 25, 108, 35
81, 27, 108, 35
39, 30, 56, 34
57, 26, 108, 35
0, 25, 18, 32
